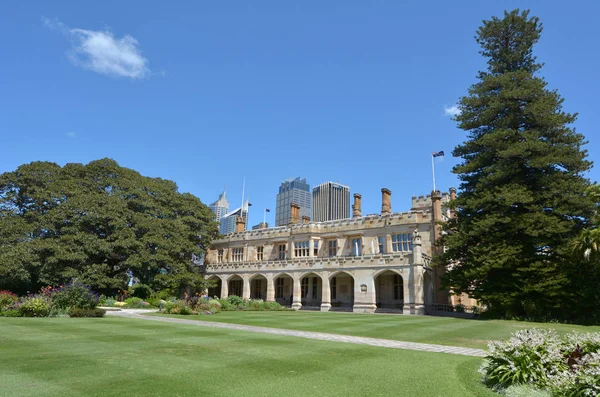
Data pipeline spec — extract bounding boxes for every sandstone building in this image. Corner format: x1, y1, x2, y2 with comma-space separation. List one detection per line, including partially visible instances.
204, 188, 456, 314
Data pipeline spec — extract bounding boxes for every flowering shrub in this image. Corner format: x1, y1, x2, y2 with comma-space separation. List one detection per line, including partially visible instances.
114, 301, 127, 307
52, 282, 99, 309
0, 290, 18, 310
18, 296, 52, 317
481, 329, 600, 396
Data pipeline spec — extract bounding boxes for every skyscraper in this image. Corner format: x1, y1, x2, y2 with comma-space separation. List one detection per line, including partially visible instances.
275, 177, 311, 226
312, 182, 350, 222
209, 189, 229, 224
220, 201, 250, 235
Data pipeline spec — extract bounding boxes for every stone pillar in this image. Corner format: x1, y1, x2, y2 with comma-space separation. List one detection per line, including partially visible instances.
266, 275, 275, 302
242, 275, 250, 300
235, 216, 245, 233
352, 193, 362, 218
352, 270, 377, 313
412, 229, 422, 265
431, 190, 449, 305
289, 203, 300, 225
381, 188, 392, 216
302, 215, 310, 224
309, 238, 314, 257
432, 190, 443, 242
292, 275, 302, 310
288, 239, 294, 259
449, 187, 457, 201
320, 272, 331, 311
220, 277, 229, 299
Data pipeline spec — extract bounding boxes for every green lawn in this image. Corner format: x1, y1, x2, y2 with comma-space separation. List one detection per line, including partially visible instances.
0, 317, 495, 397
156, 310, 600, 349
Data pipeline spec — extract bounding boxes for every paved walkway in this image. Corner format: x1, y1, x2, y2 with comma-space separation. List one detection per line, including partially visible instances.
106, 309, 486, 357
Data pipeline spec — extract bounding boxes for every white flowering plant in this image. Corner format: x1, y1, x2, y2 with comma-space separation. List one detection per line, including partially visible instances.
480, 329, 600, 396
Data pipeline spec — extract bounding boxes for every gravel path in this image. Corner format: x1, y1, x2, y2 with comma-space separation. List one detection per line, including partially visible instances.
106, 309, 486, 357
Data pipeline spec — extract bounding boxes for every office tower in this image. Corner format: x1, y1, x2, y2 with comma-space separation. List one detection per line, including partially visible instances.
312, 182, 350, 222
209, 190, 229, 224
275, 177, 311, 226
220, 201, 249, 235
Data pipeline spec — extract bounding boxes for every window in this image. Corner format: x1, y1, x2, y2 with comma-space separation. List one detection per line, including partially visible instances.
256, 246, 264, 261
392, 233, 413, 252
313, 240, 319, 257
312, 277, 318, 299
331, 277, 337, 300
378, 236, 385, 254
328, 240, 337, 257
294, 241, 310, 257
351, 238, 362, 256
232, 247, 244, 262
278, 244, 287, 260
230, 279, 242, 296
217, 249, 224, 263
275, 278, 284, 298
301, 278, 309, 298
393, 274, 403, 300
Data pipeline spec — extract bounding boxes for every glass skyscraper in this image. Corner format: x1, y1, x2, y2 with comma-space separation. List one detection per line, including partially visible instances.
219, 201, 250, 235
312, 181, 350, 222
209, 190, 229, 224
275, 177, 311, 226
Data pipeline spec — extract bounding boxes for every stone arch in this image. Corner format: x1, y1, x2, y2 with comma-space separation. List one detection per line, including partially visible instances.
206, 275, 222, 298
373, 268, 404, 279
299, 272, 323, 308
227, 274, 243, 297
375, 270, 404, 310
250, 274, 268, 300
273, 273, 294, 306
329, 271, 354, 309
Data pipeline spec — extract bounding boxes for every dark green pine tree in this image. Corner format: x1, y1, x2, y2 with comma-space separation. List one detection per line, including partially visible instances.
436, 10, 596, 320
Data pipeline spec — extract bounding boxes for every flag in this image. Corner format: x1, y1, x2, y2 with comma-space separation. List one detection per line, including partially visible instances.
432, 151, 445, 157
247, 202, 252, 207
265, 208, 270, 212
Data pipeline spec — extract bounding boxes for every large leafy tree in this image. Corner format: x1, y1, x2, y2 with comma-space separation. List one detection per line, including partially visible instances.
435, 10, 596, 320
0, 158, 218, 295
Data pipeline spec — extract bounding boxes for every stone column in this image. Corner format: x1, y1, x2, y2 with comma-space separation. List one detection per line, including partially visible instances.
412, 229, 422, 265
266, 275, 275, 302
431, 190, 449, 304
235, 216, 245, 233
381, 188, 392, 216
352, 193, 362, 218
242, 275, 250, 300
320, 272, 331, 311
220, 277, 229, 299
309, 238, 314, 258
292, 275, 302, 310
352, 270, 377, 313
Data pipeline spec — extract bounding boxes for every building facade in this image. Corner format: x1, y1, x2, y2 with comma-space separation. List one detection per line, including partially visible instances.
219, 201, 250, 235
312, 181, 350, 222
204, 188, 456, 314
275, 177, 311, 227
209, 190, 229, 224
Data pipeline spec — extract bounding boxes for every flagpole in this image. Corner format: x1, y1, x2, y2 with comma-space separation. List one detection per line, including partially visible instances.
431, 153, 436, 192
263, 209, 267, 226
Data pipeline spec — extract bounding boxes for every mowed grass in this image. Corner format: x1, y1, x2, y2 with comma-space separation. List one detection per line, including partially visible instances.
160, 311, 600, 349
0, 317, 495, 397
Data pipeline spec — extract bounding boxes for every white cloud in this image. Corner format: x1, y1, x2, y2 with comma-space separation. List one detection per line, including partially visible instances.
443, 105, 461, 117
66, 131, 76, 138
43, 17, 150, 79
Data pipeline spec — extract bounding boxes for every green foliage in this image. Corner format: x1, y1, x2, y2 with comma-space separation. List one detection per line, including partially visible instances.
434, 9, 597, 322
0, 158, 219, 295
130, 284, 153, 299
226, 295, 243, 307
0, 309, 22, 317
68, 308, 106, 318
262, 301, 284, 311
18, 296, 51, 317
218, 299, 237, 311
124, 297, 150, 308
0, 290, 18, 309
504, 385, 550, 397
103, 298, 117, 307
52, 282, 99, 309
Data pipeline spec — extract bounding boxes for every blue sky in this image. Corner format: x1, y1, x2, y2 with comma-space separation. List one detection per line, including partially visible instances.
2, 1, 599, 227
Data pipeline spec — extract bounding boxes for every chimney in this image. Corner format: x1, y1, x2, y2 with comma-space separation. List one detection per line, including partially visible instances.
449, 187, 457, 201
302, 215, 310, 224
381, 188, 392, 216
235, 216, 245, 233
352, 193, 362, 218
431, 190, 442, 239
289, 203, 300, 225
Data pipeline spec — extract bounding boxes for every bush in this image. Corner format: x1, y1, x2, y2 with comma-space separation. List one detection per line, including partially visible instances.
68, 308, 106, 318
0, 290, 18, 310
130, 284, 153, 300
146, 297, 161, 307
114, 301, 127, 307
226, 295, 243, 307
263, 301, 284, 311
104, 298, 117, 307
52, 281, 99, 309
217, 299, 237, 311
0, 309, 22, 317
124, 297, 150, 308
18, 296, 52, 317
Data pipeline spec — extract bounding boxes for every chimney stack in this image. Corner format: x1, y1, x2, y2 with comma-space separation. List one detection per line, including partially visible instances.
302, 215, 310, 224
352, 193, 362, 218
449, 187, 457, 201
289, 203, 300, 225
381, 188, 392, 216
235, 216, 245, 233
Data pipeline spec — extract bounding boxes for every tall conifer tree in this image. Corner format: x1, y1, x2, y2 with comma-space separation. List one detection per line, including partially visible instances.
436, 10, 595, 319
